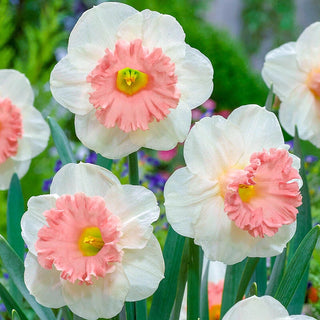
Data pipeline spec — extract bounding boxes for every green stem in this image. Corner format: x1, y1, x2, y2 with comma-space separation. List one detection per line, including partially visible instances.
128, 152, 139, 185
187, 239, 201, 320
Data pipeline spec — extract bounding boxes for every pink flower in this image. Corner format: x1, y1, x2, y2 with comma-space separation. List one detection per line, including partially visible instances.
50, 2, 213, 159
165, 105, 302, 264
0, 70, 49, 189
21, 163, 164, 320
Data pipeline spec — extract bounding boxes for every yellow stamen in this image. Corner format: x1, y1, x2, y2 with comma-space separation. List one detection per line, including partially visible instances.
79, 227, 104, 256
116, 67, 148, 95
238, 184, 255, 203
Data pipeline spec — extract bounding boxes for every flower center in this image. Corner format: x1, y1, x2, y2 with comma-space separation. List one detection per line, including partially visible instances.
116, 67, 148, 96
87, 39, 180, 132
36, 193, 122, 284
0, 98, 23, 164
223, 148, 302, 238
209, 304, 221, 320
79, 226, 104, 256
307, 68, 320, 98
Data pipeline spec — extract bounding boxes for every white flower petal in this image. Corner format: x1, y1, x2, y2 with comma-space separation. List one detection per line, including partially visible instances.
62, 264, 130, 320
104, 185, 159, 249
222, 296, 288, 320
75, 111, 139, 159
11, 106, 49, 161
24, 253, 64, 308
262, 42, 305, 100
0, 158, 30, 191
50, 55, 94, 115
175, 45, 213, 108
117, 10, 186, 61
68, 2, 137, 54
0, 70, 34, 106
165, 167, 219, 238
130, 100, 191, 151
50, 162, 121, 196
279, 85, 320, 145
296, 22, 320, 72
21, 194, 59, 255
228, 105, 284, 165
123, 234, 164, 301
184, 116, 244, 178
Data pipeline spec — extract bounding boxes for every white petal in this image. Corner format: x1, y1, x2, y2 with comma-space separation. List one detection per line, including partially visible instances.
296, 22, 320, 71
164, 167, 219, 238
21, 194, 58, 255
50, 55, 94, 115
24, 253, 65, 308
248, 222, 296, 258
62, 264, 129, 320
223, 295, 288, 320
228, 105, 284, 165
289, 316, 317, 320
184, 116, 244, 178
208, 261, 226, 284
175, 45, 213, 108
130, 100, 192, 151
104, 184, 159, 249
0, 70, 34, 106
68, 2, 137, 54
75, 111, 139, 159
0, 158, 30, 191
262, 42, 305, 100
279, 85, 320, 145
50, 163, 121, 197
117, 10, 186, 61
12, 106, 49, 161
123, 234, 164, 301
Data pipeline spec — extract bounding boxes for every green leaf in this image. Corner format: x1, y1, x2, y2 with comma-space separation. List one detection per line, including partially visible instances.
125, 302, 134, 320
265, 249, 287, 296
220, 259, 246, 318
12, 310, 21, 320
135, 300, 146, 320
252, 258, 267, 296
48, 117, 76, 165
148, 227, 185, 320
248, 282, 257, 297
187, 239, 201, 320
57, 307, 73, 320
128, 152, 139, 185
265, 84, 274, 111
200, 260, 209, 320
274, 225, 320, 308
0, 235, 56, 320
286, 127, 312, 314
96, 154, 113, 171
235, 258, 259, 302
0, 283, 28, 320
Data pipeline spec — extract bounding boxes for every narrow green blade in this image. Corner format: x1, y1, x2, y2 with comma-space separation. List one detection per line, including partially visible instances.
252, 258, 267, 296
286, 128, 312, 314
248, 282, 258, 297
265, 249, 287, 296
235, 258, 259, 302
148, 227, 185, 320
274, 225, 320, 308
128, 152, 139, 185
96, 154, 113, 171
0, 235, 56, 320
48, 117, 76, 165
135, 300, 146, 320
12, 310, 21, 320
0, 283, 28, 320
200, 260, 209, 320
125, 302, 134, 320
187, 239, 201, 320
220, 259, 246, 318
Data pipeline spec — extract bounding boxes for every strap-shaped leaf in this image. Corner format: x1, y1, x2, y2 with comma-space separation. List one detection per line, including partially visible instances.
0, 283, 28, 320
12, 310, 21, 320
0, 235, 56, 320
252, 258, 267, 296
148, 227, 185, 320
274, 225, 320, 308
48, 117, 76, 165
200, 260, 209, 320
96, 154, 113, 171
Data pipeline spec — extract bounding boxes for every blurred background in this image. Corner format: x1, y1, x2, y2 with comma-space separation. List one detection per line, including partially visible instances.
1, 0, 320, 318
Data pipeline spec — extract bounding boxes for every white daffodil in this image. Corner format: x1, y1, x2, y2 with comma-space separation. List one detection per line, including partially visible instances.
222, 295, 315, 320
21, 163, 164, 320
0, 69, 49, 189
262, 22, 320, 147
165, 105, 302, 264
50, 2, 213, 159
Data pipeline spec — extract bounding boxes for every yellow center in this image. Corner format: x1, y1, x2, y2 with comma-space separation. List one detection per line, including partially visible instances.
209, 304, 221, 320
79, 227, 104, 256
238, 184, 255, 203
116, 67, 148, 96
